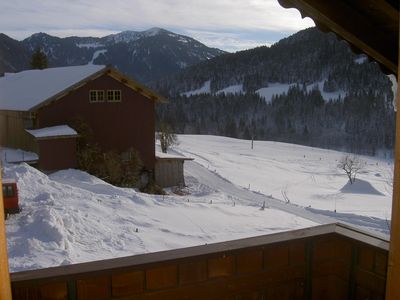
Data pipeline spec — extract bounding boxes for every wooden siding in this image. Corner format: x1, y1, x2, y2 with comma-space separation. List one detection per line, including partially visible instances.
0, 110, 37, 153
37, 138, 77, 171
35, 74, 155, 170
155, 159, 185, 188
10, 224, 388, 300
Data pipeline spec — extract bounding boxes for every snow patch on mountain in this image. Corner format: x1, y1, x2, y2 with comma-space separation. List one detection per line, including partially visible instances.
177, 61, 188, 68
256, 81, 347, 103
256, 83, 297, 102
88, 49, 107, 65
105, 28, 163, 44
216, 84, 244, 95
181, 80, 211, 96
76, 42, 104, 49
355, 55, 368, 64
306, 81, 347, 101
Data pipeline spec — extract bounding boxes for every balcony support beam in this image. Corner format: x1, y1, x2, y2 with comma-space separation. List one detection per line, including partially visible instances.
386, 17, 400, 300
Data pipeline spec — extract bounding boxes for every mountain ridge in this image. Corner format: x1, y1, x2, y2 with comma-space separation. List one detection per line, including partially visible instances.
0, 28, 226, 83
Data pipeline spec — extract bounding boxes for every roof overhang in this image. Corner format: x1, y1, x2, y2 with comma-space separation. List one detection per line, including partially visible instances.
106, 67, 167, 104
278, 0, 399, 75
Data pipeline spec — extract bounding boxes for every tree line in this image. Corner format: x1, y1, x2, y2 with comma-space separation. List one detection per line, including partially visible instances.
157, 85, 395, 156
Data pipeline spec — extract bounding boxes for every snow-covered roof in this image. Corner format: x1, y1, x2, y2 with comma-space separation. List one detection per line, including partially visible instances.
0, 65, 106, 111
156, 151, 193, 160
2, 178, 16, 184
26, 125, 78, 139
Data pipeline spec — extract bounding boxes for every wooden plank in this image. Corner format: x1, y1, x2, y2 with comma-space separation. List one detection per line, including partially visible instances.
385, 18, 400, 300
0, 173, 12, 299
10, 224, 338, 284
278, 0, 398, 74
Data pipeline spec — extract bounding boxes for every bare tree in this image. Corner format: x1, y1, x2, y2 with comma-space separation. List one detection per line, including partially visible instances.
156, 123, 179, 153
338, 155, 365, 184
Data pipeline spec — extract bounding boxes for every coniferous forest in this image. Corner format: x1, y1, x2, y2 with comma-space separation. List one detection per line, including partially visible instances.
155, 28, 395, 156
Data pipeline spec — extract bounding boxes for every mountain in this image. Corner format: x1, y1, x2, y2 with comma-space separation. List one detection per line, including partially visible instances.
154, 27, 395, 155
0, 28, 225, 83
0, 34, 30, 73
153, 27, 390, 96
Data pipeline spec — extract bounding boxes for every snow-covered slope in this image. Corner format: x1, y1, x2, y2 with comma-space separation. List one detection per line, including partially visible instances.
4, 162, 314, 272
182, 81, 347, 102
104, 28, 164, 43
4, 135, 393, 272
175, 135, 393, 224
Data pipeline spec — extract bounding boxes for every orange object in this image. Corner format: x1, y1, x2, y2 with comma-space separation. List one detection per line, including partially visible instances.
2, 179, 20, 215
0, 173, 12, 299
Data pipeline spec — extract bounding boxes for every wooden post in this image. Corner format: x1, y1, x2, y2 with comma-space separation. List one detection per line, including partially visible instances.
0, 172, 12, 299
386, 19, 400, 299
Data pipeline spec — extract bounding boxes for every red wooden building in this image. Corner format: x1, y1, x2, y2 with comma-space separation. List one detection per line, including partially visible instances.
0, 65, 164, 171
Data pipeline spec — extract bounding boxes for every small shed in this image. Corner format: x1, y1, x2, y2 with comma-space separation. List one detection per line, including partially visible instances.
155, 152, 193, 188
26, 125, 78, 171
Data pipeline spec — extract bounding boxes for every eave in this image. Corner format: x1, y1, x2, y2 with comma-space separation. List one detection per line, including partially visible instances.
278, 0, 399, 75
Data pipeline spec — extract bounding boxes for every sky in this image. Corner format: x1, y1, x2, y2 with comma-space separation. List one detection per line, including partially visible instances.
1, 0, 314, 52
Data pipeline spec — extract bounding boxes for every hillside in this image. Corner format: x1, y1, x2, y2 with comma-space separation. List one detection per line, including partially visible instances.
155, 27, 395, 155
0, 28, 225, 83
3, 135, 392, 271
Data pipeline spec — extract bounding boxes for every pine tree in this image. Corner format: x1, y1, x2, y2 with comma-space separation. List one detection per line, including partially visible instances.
30, 48, 48, 69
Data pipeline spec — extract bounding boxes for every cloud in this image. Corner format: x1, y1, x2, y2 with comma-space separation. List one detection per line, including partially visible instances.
1, 0, 314, 50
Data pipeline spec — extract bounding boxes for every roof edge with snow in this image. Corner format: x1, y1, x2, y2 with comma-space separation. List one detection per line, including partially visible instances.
25, 125, 78, 140
155, 151, 194, 161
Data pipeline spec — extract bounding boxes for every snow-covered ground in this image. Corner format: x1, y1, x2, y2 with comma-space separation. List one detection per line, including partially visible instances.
3, 135, 393, 272
3, 162, 315, 272
175, 135, 393, 229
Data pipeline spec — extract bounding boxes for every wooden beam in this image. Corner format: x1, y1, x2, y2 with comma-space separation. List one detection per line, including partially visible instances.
278, 0, 398, 74
0, 173, 12, 299
386, 17, 400, 300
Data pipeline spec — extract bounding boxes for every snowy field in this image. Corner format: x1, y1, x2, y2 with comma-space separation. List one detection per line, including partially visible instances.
3, 162, 315, 272
175, 135, 393, 231
3, 135, 393, 272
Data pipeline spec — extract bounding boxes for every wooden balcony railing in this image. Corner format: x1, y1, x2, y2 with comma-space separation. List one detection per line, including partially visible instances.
10, 223, 388, 300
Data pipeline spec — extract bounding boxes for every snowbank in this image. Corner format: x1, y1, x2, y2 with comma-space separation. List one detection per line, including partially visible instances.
4, 163, 314, 272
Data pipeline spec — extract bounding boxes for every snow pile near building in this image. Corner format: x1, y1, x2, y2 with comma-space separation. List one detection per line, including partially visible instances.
4, 162, 315, 272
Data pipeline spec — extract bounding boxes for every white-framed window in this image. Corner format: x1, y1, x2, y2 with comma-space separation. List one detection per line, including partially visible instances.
89, 90, 105, 103
107, 90, 122, 102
